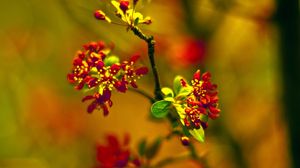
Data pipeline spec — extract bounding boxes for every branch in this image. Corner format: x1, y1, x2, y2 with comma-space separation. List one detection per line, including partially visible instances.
130, 26, 163, 101
128, 87, 155, 102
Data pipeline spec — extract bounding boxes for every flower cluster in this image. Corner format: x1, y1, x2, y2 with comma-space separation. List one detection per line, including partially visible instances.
67, 41, 148, 115
95, 134, 141, 168
153, 69, 220, 142
94, 0, 152, 28
180, 70, 220, 130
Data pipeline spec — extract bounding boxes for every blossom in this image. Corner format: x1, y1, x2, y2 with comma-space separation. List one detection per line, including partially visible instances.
158, 70, 220, 142
67, 41, 148, 115
180, 70, 220, 130
95, 134, 141, 168
168, 37, 206, 67
94, 0, 152, 28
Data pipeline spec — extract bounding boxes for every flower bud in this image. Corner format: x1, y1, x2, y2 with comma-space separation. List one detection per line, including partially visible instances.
94, 10, 106, 20
181, 136, 190, 146
120, 0, 129, 13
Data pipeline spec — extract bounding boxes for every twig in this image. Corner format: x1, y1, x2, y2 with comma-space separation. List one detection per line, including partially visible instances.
130, 26, 163, 101
128, 87, 155, 102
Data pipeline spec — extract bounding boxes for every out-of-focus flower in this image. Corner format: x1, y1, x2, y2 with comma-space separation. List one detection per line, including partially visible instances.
167, 37, 206, 67
95, 134, 141, 168
67, 41, 148, 115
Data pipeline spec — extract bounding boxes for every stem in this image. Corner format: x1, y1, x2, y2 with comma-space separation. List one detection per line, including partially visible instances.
152, 152, 190, 168
130, 26, 163, 101
128, 87, 155, 102
188, 143, 209, 168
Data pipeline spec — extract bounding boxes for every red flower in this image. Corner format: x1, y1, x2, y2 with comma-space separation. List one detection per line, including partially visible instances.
121, 54, 148, 88
181, 70, 220, 129
168, 37, 206, 67
95, 134, 140, 168
67, 41, 148, 115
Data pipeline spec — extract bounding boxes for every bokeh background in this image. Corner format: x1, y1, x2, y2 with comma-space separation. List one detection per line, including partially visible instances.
0, 0, 299, 168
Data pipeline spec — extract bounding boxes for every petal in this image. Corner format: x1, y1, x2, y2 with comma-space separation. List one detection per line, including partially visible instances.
101, 104, 109, 116
110, 63, 121, 74
198, 107, 207, 115
209, 106, 221, 114
75, 82, 84, 90
180, 78, 187, 87
87, 78, 98, 88
96, 61, 105, 70
193, 70, 201, 81
97, 41, 105, 51
135, 67, 148, 75
83, 41, 98, 52
73, 57, 83, 66
130, 81, 138, 88
108, 100, 113, 107
210, 95, 219, 103
209, 112, 220, 120
67, 73, 76, 83
202, 72, 211, 81
114, 81, 127, 92
107, 134, 120, 148
102, 89, 112, 101
82, 95, 94, 102
77, 51, 85, 59
87, 101, 97, 113
130, 54, 140, 63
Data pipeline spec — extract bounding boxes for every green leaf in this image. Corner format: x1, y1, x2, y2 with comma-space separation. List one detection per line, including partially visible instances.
173, 104, 186, 120
138, 138, 147, 156
151, 100, 172, 118
164, 97, 175, 102
173, 75, 183, 95
189, 127, 205, 142
145, 137, 162, 160
161, 87, 174, 97
176, 86, 193, 99
104, 55, 120, 66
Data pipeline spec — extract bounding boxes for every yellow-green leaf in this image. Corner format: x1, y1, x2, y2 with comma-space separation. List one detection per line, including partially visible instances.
161, 87, 174, 97
189, 127, 205, 142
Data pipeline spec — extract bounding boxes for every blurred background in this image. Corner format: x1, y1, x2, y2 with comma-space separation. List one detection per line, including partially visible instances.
0, 0, 298, 168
